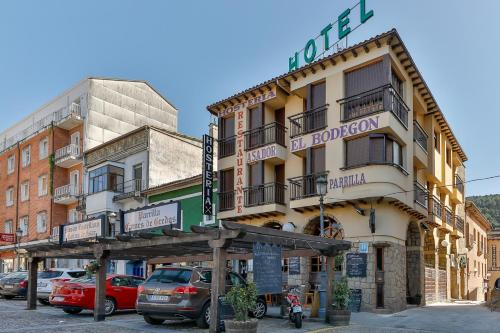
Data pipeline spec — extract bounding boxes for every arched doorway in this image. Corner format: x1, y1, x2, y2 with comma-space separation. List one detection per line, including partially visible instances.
406, 221, 423, 304
304, 216, 344, 289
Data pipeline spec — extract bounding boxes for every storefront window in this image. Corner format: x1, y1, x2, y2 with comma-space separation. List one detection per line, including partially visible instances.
89, 165, 124, 193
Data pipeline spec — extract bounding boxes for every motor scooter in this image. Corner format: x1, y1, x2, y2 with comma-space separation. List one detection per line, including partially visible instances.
285, 285, 304, 328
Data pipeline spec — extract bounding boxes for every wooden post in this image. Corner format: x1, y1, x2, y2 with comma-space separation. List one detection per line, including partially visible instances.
26, 257, 40, 310
94, 249, 109, 322
325, 255, 335, 323
209, 239, 228, 333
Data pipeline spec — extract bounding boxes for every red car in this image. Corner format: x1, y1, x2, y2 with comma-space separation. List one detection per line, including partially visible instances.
49, 274, 144, 316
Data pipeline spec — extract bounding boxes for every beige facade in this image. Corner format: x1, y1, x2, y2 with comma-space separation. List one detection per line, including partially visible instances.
464, 202, 491, 301
208, 29, 468, 312
487, 229, 500, 301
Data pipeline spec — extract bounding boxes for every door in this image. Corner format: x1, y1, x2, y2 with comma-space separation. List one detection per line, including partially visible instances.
70, 170, 79, 195
306, 83, 326, 131
248, 103, 264, 148
133, 164, 142, 191
274, 164, 285, 203
70, 132, 81, 155
248, 162, 264, 205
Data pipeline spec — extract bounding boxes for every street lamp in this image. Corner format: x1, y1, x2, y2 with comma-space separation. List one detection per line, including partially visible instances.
15, 228, 22, 271
315, 174, 328, 319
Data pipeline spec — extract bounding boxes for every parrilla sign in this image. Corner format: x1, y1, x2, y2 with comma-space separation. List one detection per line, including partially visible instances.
63, 217, 105, 242
122, 201, 181, 233
290, 116, 379, 152
329, 173, 367, 189
288, 0, 374, 72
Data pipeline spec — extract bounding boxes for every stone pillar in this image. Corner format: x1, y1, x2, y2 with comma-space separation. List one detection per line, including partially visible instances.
325, 254, 336, 323
94, 249, 109, 322
26, 257, 40, 310
445, 233, 451, 301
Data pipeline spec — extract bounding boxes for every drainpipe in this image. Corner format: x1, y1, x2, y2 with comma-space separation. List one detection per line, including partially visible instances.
50, 122, 55, 268
14, 142, 20, 270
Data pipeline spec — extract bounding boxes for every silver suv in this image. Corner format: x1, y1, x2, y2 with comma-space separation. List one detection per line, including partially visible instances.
136, 266, 267, 328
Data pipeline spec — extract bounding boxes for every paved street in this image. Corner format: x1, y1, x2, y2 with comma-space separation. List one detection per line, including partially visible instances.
0, 299, 499, 333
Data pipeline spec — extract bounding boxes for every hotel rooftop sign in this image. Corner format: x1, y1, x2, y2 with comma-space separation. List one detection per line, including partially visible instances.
289, 0, 374, 72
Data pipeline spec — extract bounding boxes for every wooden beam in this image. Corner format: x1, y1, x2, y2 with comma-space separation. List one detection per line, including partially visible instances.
94, 250, 109, 322
26, 257, 40, 310
329, 58, 336, 66
363, 45, 370, 53
209, 244, 227, 333
291, 74, 298, 81
341, 54, 347, 62
310, 66, 316, 74
320, 62, 326, 70
352, 49, 358, 57
375, 39, 381, 48
301, 71, 307, 78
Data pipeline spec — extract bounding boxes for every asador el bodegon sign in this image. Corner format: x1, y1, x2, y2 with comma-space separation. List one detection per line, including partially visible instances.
289, 0, 374, 71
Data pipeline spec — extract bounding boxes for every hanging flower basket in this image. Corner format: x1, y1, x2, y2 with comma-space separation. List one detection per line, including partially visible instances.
85, 261, 100, 276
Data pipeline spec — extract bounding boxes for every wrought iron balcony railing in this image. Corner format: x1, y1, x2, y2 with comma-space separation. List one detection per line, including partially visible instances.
243, 122, 286, 151
243, 182, 286, 207
218, 190, 235, 212
218, 136, 236, 158
413, 121, 428, 152
432, 197, 443, 219
288, 171, 329, 200
338, 84, 409, 128
414, 182, 428, 208
288, 105, 328, 138
455, 175, 464, 194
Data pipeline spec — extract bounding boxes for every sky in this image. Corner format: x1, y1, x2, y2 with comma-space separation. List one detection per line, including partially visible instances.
0, 0, 499, 196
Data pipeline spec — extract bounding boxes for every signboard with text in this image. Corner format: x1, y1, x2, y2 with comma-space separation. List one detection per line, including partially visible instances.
0, 233, 15, 243
253, 243, 283, 294
63, 217, 105, 243
202, 134, 214, 216
122, 201, 181, 233
346, 253, 367, 278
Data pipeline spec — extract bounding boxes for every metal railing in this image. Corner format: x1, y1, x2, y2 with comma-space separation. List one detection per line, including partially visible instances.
113, 179, 146, 201
288, 104, 328, 138
243, 122, 286, 151
414, 182, 428, 208
219, 191, 235, 211
445, 207, 453, 226
243, 182, 286, 207
55, 143, 81, 161
338, 84, 409, 127
288, 171, 329, 200
0, 102, 82, 153
413, 121, 428, 152
218, 136, 236, 158
455, 175, 464, 194
432, 197, 443, 219
455, 216, 464, 233
54, 184, 80, 200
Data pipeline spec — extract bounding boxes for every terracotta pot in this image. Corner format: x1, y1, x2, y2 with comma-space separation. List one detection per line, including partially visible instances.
329, 309, 351, 326
224, 318, 258, 333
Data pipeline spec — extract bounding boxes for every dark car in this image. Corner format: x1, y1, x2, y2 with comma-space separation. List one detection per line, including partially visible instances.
0, 271, 28, 299
136, 266, 267, 328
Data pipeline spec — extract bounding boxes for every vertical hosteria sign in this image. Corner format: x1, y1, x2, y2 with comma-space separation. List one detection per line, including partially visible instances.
202, 134, 214, 216
288, 0, 374, 71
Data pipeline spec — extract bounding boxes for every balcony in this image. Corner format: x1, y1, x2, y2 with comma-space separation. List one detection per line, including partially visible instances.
54, 184, 80, 205
414, 182, 428, 209
244, 122, 286, 150
431, 197, 443, 224
57, 103, 83, 130
243, 182, 286, 207
455, 216, 464, 233
219, 191, 235, 212
218, 136, 236, 159
413, 121, 428, 152
288, 171, 329, 201
338, 84, 409, 128
54, 144, 82, 168
444, 207, 454, 228
288, 105, 328, 138
113, 179, 146, 202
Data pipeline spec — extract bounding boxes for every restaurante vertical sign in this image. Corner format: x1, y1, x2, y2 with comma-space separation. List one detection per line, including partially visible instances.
202, 134, 214, 216
235, 109, 244, 214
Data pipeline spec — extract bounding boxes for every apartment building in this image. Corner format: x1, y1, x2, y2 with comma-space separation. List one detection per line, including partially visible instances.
207, 29, 468, 312
464, 201, 492, 301
0, 78, 178, 272
488, 229, 500, 301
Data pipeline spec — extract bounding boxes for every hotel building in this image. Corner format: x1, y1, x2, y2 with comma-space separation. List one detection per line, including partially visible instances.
0, 78, 177, 272
487, 228, 500, 300
207, 29, 468, 312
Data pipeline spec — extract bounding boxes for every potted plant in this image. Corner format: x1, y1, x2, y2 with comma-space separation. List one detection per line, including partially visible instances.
225, 282, 259, 333
329, 276, 351, 326
84, 261, 99, 277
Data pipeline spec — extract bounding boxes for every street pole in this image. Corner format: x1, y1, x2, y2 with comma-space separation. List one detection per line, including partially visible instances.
318, 190, 326, 319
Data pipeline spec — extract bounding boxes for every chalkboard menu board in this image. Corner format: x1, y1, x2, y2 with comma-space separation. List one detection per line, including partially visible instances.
346, 253, 367, 278
218, 296, 235, 333
253, 243, 282, 294
288, 257, 300, 275
348, 289, 362, 312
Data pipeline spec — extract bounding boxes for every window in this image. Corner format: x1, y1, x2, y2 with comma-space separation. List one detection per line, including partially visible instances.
7, 155, 15, 174
36, 212, 47, 233
4, 220, 13, 234
19, 216, 28, 236
391, 71, 404, 97
39, 137, 49, 160
345, 134, 404, 169
88, 165, 124, 194
68, 209, 79, 223
434, 130, 440, 152
38, 175, 48, 196
5, 187, 14, 206
22, 146, 31, 167
20, 181, 29, 202
446, 148, 451, 167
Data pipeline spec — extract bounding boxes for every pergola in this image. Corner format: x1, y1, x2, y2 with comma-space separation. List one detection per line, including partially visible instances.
25, 221, 351, 333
